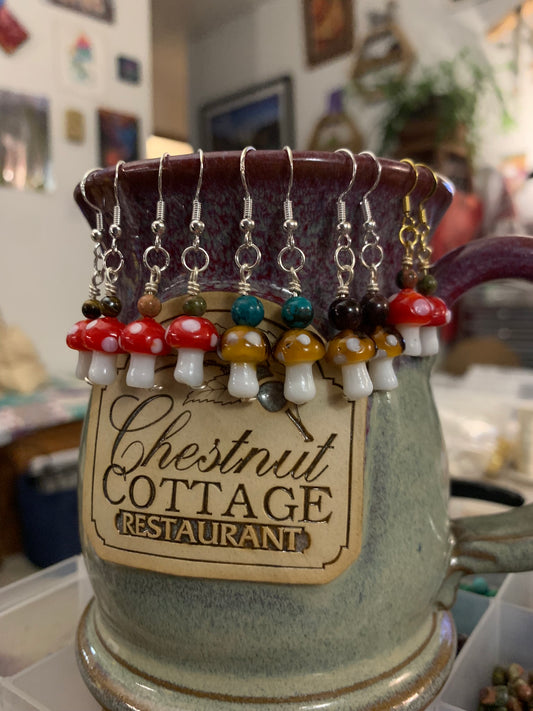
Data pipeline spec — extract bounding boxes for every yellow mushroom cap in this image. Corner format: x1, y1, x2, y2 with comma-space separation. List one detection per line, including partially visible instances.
326, 330, 376, 365
371, 326, 404, 358
274, 329, 325, 365
220, 325, 269, 363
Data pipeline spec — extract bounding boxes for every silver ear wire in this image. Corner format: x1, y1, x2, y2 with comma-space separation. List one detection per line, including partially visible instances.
332, 149, 357, 297
359, 151, 382, 224
80, 167, 104, 237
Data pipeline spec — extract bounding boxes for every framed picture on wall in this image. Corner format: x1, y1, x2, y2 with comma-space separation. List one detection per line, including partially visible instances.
302, 0, 354, 67
97, 108, 139, 167
47, 0, 114, 23
199, 75, 294, 151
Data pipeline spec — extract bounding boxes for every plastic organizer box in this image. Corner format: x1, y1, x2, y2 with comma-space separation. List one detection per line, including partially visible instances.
0, 556, 532, 711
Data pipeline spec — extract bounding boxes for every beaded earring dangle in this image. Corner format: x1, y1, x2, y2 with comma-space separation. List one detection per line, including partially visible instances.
120, 154, 171, 388
219, 146, 270, 399
165, 150, 219, 387
387, 160, 432, 356
66, 168, 105, 381
357, 152, 404, 391
273, 147, 325, 405
325, 149, 376, 401
84, 161, 127, 385
413, 164, 451, 357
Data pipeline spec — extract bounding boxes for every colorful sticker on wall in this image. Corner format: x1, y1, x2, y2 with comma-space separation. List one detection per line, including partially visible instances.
117, 55, 141, 84
58, 25, 103, 93
0, 90, 52, 192
0, 2, 29, 54
98, 109, 139, 167
48, 0, 114, 23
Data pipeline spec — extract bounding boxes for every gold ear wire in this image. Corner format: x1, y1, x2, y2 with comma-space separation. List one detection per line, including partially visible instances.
398, 159, 420, 266
400, 158, 418, 216
415, 163, 439, 276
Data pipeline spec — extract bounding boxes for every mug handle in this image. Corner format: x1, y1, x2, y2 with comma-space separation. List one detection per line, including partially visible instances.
432, 235, 533, 608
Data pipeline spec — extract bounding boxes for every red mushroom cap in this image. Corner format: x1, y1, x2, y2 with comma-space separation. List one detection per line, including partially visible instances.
84, 317, 125, 354
120, 317, 171, 356
426, 296, 451, 327
165, 315, 219, 352
387, 289, 432, 326
66, 319, 90, 351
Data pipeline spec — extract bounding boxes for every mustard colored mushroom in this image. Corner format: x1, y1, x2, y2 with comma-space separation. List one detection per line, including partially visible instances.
326, 330, 376, 401
368, 326, 404, 391
274, 329, 326, 405
219, 325, 269, 399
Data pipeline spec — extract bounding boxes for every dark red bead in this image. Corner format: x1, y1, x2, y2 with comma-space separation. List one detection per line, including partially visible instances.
360, 292, 389, 331
328, 297, 360, 331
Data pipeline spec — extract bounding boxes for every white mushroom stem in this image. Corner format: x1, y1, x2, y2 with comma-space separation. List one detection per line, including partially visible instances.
228, 362, 259, 399
396, 324, 422, 356
419, 326, 439, 357
89, 352, 118, 386
284, 363, 316, 405
341, 363, 373, 400
368, 354, 398, 391
75, 351, 92, 381
127, 353, 157, 389
174, 348, 206, 388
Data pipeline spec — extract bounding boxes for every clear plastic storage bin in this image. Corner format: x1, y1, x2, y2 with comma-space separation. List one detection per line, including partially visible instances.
1, 556, 532, 711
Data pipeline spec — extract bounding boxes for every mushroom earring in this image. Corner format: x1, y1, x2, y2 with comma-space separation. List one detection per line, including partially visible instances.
357, 152, 405, 392
413, 164, 451, 357
165, 150, 219, 388
273, 147, 325, 406
120, 154, 171, 389
219, 146, 269, 399
84, 161, 126, 386
325, 149, 376, 401
66, 168, 105, 381
387, 160, 431, 356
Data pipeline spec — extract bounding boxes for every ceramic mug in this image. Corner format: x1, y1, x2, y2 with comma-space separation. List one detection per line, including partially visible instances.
74, 152, 533, 711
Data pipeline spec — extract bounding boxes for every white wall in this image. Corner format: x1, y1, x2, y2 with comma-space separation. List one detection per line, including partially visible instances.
188, 0, 533, 166
0, 0, 152, 377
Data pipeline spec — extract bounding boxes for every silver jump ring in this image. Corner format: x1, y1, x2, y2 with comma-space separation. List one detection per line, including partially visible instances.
360, 242, 384, 270
278, 244, 305, 274
235, 242, 261, 272
181, 245, 210, 274
143, 244, 171, 273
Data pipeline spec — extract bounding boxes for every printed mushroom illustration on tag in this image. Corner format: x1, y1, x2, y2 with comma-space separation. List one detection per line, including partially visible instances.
387, 288, 431, 356
326, 330, 376, 400
120, 317, 170, 389
274, 330, 326, 405
166, 315, 219, 388
84, 317, 125, 385
219, 325, 270, 399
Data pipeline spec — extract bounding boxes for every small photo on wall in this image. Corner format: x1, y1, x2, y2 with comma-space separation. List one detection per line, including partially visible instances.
0, 89, 52, 191
116, 55, 141, 84
65, 108, 85, 143
98, 108, 139, 167
0, 3, 29, 54
47, 0, 114, 23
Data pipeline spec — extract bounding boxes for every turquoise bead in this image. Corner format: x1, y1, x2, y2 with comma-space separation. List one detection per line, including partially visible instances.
231, 295, 264, 327
281, 295, 313, 328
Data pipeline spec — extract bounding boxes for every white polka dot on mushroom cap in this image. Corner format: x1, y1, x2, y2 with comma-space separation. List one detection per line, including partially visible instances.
68, 324, 79, 335
334, 354, 346, 365
210, 333, 218, 348
414, 299, 431, 316
377, 349, 386, 358
346, 337, 361, 352
386, 334, 398, 347
151, 339, 163, 354
245, 331, 262, 347
130, 322, 143, 334
225, 331, 239, 344
86, 319, 98, 330
182, 319, 201, 333
296, 333, 311, 346
102, 336, 118, 353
